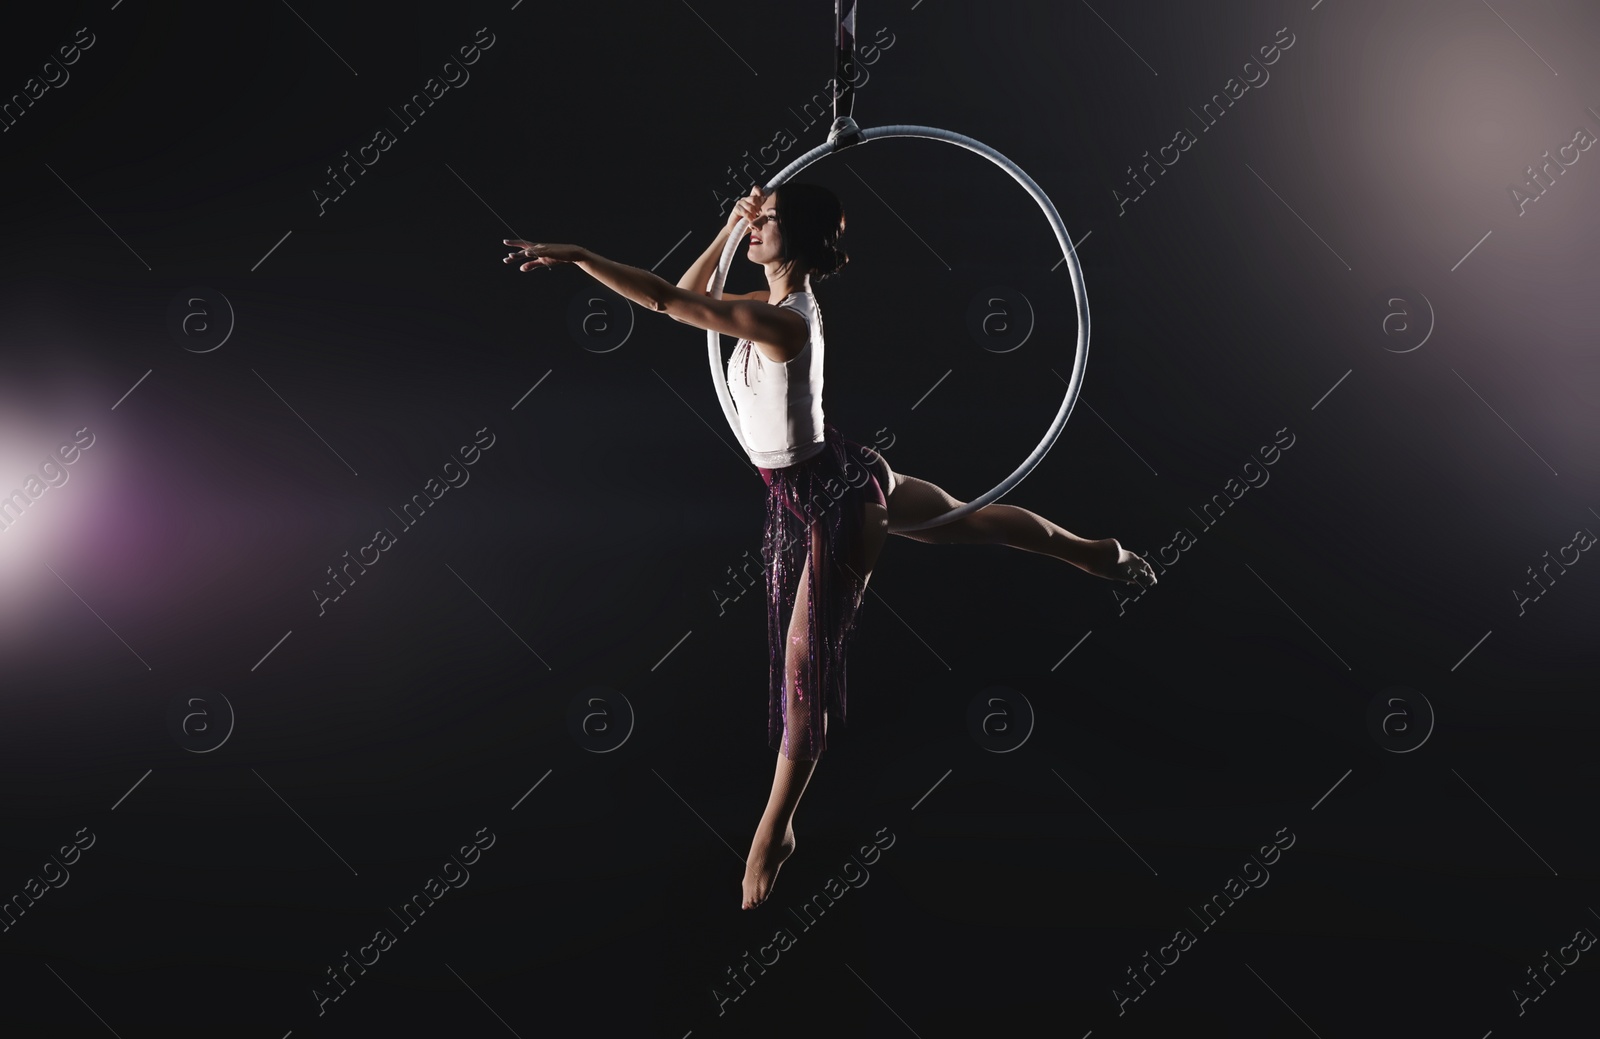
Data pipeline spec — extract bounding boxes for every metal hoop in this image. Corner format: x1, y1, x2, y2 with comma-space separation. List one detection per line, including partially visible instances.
706, 123, 1090, 533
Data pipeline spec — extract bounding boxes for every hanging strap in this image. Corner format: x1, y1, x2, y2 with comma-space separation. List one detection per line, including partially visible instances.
829, 0, 864, 148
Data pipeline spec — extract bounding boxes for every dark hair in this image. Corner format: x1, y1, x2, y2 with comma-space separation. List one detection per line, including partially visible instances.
774, 182, 849, 281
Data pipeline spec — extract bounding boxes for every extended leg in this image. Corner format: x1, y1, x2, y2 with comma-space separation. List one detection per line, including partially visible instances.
886, 473, 1156, 586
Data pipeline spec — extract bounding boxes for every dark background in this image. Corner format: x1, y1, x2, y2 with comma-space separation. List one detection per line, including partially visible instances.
1, 1, 1597, 1035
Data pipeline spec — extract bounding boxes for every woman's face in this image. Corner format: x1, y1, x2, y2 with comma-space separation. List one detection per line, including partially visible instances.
745, 193, 784, 266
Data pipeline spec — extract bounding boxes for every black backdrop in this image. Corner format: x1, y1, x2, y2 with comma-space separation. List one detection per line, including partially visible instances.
1, 1, 1597, 1036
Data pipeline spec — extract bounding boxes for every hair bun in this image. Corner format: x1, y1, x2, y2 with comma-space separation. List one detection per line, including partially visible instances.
774, 182, 850, 281
814, 241, 848, 279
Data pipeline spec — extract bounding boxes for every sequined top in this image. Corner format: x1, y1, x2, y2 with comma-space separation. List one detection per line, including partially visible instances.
727, 290, 827, 468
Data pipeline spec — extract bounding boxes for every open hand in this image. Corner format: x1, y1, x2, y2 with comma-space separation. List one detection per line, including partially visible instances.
503, 240, 587, 270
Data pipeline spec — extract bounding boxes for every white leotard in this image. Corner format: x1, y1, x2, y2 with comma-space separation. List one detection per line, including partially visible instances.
726, 290, 827, 468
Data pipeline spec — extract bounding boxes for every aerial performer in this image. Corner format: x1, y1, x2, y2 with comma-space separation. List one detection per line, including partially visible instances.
500, 0, 1155, 910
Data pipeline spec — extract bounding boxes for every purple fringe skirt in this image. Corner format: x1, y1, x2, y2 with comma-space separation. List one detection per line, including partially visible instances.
756, 424, 890, 761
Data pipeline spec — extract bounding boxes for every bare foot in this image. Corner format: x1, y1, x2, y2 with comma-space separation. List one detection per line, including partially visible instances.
1086, 538, 1158, 587
741, 820, 796, 909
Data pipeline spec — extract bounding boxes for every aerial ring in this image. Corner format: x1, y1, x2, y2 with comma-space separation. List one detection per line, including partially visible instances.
705, 124, 1089, 532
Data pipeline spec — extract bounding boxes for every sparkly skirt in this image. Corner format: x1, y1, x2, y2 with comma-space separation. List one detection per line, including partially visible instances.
757, 423, 891, 761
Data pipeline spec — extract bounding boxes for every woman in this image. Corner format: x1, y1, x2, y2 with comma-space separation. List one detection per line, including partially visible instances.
502, 183, 1157, 910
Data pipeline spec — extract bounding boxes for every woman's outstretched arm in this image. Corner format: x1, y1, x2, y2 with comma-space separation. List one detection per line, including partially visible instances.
502, 239, 807, 359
